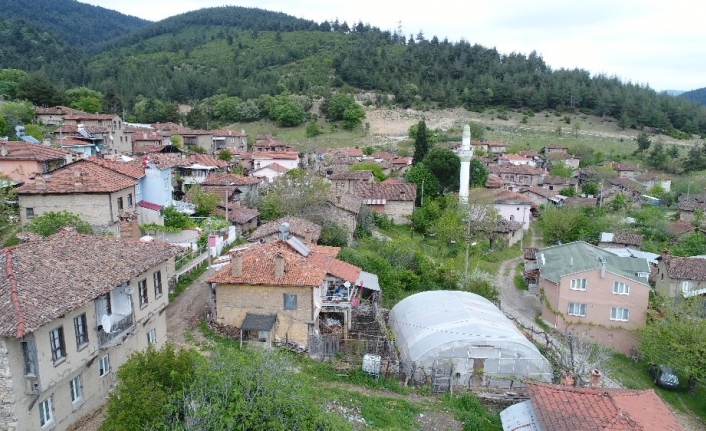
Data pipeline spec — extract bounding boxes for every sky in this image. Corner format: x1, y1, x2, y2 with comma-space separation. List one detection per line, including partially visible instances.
82, 0, 706, 92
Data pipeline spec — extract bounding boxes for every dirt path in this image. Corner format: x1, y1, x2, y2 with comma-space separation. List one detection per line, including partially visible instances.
165, 267, 214, 348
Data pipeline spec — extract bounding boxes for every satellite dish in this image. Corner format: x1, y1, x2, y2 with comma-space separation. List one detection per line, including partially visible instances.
343, 281, 351, 288
102, 315, 112, 333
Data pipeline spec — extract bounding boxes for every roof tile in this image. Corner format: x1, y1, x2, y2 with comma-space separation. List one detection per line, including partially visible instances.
16, 159, 137, 194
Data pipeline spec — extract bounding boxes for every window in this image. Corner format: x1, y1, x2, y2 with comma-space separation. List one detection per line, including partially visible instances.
69, 375, 83, 406
74, 314, 89, 349
22, 340, 36, 375
682, 281, 692, 294
147, 329, 157, 345
283, 293, 297, 310
99, 354, 110, 377
49, 326, 66, 363
127, 193, 133, 208
570, 278, 587, 291
611, 307, 630, 321
26, 207, 34, 219
164, 177, 169, 191
509, 215, 515, 221
613, 281, 630, 295
138, 279, 148, 308
117, 197, 124, 211
39, 397, 53, 428
567, 302, 586, 317
153, 271, 162, 298
136, 183, 141, 195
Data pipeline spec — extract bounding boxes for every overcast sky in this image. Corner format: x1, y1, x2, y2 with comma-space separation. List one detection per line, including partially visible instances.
83, 0, 706, 92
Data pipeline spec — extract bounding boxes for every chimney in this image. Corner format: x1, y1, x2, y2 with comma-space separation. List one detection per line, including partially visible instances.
560, 370, 575, 387
35, 175, 46, 191
569, 256, 573, 266
74, 170, 83, 190
231, 252, 243, 277
662, 249, 670, 258
0, 143, 6, 157
589, 369, 601, 388
600, 259, 606, 279
279, 222, 290, 240
400, 190, 406, 200
274, 252, 285, 278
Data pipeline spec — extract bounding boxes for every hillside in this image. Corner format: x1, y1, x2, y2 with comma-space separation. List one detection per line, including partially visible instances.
682, 87, 706, 106
0, 0, 149, 50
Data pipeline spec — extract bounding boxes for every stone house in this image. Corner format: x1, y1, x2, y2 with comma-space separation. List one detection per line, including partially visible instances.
212, 129, 248, 153
249, 216, 321, 244
354, 182, 416, 225
178, 154, 228, 189
16, 159, 138, 237
0, 229, 181, 431
541, 175, 578, 193
214, 203, 260, 233
61, 112, 131, 154
208, 237, 363, 346
131, 131, 170, 152
537, 241, 650, 354
326, 193, 363, 244
252, 136, 294, 153
151, 123, 214, 154
597, 232, 643, 250
655, 250, 706, 298
0, 141, 76, 183
328, 170, 375, 194
34, 106, 83, 126
487, 164, 544, 191
610, 162, 640, 179
487, 141, 508, 154
391, 157, 412, 174
493, 219, 524, 247
636, 171, 671, 192
200, 172, 260, 205
539, 144, 568, 155
520, 186, 562, 207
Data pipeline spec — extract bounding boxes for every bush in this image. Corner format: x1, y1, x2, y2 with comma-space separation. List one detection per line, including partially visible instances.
305, 121, 321, 137
25, 211, 93, 236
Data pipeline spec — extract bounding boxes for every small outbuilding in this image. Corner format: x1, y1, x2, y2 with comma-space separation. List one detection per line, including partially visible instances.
388, 291, 552, 388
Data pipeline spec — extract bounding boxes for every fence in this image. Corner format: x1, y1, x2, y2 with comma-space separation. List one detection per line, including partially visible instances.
175, 246, 207, 271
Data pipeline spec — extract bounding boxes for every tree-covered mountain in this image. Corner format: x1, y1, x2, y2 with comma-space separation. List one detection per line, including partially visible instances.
2, 3, 705, 136
682, 87, 706, 106
0, 0, 149, 50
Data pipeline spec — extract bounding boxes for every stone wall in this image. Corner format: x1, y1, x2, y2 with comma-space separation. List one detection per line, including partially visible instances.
0, 338, 18, 430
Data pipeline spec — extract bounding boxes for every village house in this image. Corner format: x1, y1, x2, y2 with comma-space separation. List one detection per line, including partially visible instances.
487, 189, 533, 230
487, 164, 544, 191
251, 151, 299, 172
131, 131, 170, 152
609, 162, 640, 179
213, 203, 260, 233
328, 170, 375, 194
354, 182, 416, 224
34, 106, 83, 126
249, 216, 321, 244
470, 141, 489, 154
655, 250, 706, 298
667, 219, 696, 240
391, 157, 412, 174
200, 172, 260, 205
636, 171, 671, 192
60, 112, 131, 154
500, 382, 684, 431
208, 232, 369, 346
492, 219, 525, 247
486, 141, 508, 154
178, 154, 228, 189
212, 129, 248, 153
539, 144, 568, 155
151, 123, 214, 154
252, 135, 294, 153
16, 159, 137, 236
597, 232, 643, 250
52, 125, 104, 157
0, 141, 76, 183
484, 174, 507, 189
520, 185, 563, 207
0, 229, 182, 431
549, 152, 580, 170
676, 198, 706, 223
498, 153, 536, 167
541, 175, 578, 193
251, 162, 289, 183
536, 241, 650, 354
325, 193, 363, 244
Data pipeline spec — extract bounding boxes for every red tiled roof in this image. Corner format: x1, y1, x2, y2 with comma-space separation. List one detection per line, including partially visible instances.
487, 164, 545, 176
251, 151, 299, 160
16, 159, 137, 194
308, 252, 361, 282
354, 182, 417, 201
187, 154, 228, 168
502, 154, 531, 162
611, 162, 639, 172
392, 157, 412, 165
137, 201, 163, 211
485, 174, 506, 188
253, 162, 289, 173
610, 233, 643, 247
213, 204, 260, 224
307, 244, 340, 257
667, 219, 696, 237
492, 189, 533, 205
63, 112, 117, 121
0, 230, 182, 338
0, 141, 75, 161
202, 172, 260, 186
250, 216, 321, 242
382, 177, 404, 184
521, 186, 558, 199
370, 152, 395, 161
34, 106, 81, 116
541, 144, 568, 150
211, 129, 247, 138
329, 170, 375, 181
525, 382, 683, 431
543, 176, 578, 185
659, 253, 706, 281
84, 157, 145, 179
208, 241, 327, 287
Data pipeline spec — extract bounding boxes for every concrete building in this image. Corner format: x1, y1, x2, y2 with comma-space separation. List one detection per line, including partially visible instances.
0, 141, 76, 183
0, 230, 181, 431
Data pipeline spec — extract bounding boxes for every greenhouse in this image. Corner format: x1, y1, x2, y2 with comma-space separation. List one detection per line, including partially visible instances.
388, 291, 552, 388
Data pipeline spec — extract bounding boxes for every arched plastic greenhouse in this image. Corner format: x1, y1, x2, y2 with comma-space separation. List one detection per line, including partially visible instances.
388, 291, 552, 388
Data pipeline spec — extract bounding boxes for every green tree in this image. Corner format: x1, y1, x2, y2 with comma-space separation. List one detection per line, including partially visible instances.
161, 206, 196, 230
647, 141, 668, 170
408, 122, 436, 144
468, 122, 485, 140
639, 297, 706, 396
342, 103, 366, 130
635, 131, 652, 158
610, 193, 628, 212
255, 169, 331, 221
549, 162, 573, 178
217, 149, 232, 162
469, 159, 488, 188
667, 145, 680, 173
324, 93, 356, 121
305, 121, 321, 137
16, 73, 65, 107
101, 345, 200, 431
683, 143, 705, 173
423, 148, 460, 193
404, 163, 439, 205
23, 124, 43, 141
318, 220, 348, 247
582, 182, 598, 196
350, 164, 385, 181
186, 185, 218, 217
25, 211, 93, 236
66, 87, 103, 113
411, 120, 431, 165
273, 101, 305, 127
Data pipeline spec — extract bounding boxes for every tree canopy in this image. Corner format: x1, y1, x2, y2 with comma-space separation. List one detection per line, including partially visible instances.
422, 147, 460, 193
25, 210, 93, 236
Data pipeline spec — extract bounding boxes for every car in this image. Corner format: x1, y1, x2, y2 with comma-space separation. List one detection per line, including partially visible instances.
648, 364, 679, 390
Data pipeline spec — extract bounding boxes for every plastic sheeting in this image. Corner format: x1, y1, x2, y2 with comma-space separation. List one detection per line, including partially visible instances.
389, 291, 552, 386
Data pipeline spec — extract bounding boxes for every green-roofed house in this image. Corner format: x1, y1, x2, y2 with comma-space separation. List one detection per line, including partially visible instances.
536, 241, 650, 355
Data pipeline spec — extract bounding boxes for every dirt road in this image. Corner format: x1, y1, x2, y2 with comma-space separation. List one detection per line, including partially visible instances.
166, 267, 214, 347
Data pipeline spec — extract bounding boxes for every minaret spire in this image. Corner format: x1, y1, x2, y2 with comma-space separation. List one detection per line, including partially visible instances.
458, 124, 473, 205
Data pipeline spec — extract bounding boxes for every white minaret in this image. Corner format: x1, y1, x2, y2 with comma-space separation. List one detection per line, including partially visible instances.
458, 124, 473, 205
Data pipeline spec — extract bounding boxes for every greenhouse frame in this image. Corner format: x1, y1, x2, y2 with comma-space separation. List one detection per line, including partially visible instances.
388, 291, 552, 388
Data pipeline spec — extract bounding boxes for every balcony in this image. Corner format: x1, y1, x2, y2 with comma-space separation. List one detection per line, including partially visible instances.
97, 313, 135, 347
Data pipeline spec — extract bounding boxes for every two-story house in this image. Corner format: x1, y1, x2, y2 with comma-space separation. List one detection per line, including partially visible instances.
328, 170, 375, 194
541, 175, 579, 193
487, 164, 545, 191
212, 129, 247, 153
252, 136, 294, 153
539, 144, 568, 156
0, 229, 181, 431
250, 151, 299, 172
16, 159, 137, 236
178, 154, 228, 190
200, 172, 260, 206
62, 112, 131, 154
151, 123, 214, 154
537, 241, 650, 354
0, 141, 76, 183
249, 216, 321, 244
354, 182, 416, 225
655, 250, 706, 298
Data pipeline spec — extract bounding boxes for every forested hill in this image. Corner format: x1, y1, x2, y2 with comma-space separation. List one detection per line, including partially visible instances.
2, 3, 705, 136
682, 88, 706, 106
0, 0, 149, 50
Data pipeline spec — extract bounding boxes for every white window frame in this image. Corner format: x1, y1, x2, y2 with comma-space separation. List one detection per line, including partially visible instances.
613, 281, 630, 295
135, 183, 141, 195
570, 278, 587, 291
147, 329, 157, 345
567, 302, 586, 317
39, 397, 54, 428
99, 354, 110, 377
69, 375, 83, 407
610, 307, 630, 321
682, 281, 692, 294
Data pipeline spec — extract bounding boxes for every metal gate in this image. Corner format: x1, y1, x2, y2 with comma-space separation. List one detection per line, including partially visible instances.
431, 364, 452, 394
309, 334, 339, 357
